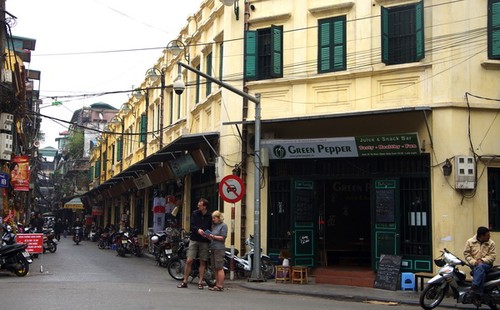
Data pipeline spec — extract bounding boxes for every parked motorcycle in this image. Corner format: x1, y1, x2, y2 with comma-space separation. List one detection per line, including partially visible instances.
167, 236, 216, 287
224, 235, 275, 279
97, 228, 113, 249
115, 229, 142, 257
420, 248, 500, 310
151, 227, 181, 267
42, 228, 57, 253
73, 226, 83, 245
0, 226, 32, 277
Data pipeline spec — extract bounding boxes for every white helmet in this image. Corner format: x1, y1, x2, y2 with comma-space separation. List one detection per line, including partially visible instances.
151, 235, 159, 243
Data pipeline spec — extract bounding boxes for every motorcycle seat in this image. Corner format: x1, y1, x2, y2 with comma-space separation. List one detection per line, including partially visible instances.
486, 269, 500, 281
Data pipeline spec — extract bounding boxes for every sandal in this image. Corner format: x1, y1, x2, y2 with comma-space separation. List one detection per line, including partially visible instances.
177, 282, 188, 288
198, 283, 204, 290
209, 286, 224, 291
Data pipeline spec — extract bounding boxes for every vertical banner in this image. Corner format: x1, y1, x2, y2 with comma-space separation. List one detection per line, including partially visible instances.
10, 155, 30, 191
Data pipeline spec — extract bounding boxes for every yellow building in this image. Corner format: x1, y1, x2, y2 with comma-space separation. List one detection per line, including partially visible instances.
86, 0, 500, 285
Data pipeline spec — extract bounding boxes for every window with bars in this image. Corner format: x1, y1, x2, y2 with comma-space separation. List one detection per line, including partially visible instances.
318, 16, 346, 73
244, 25, 283, 80
489, 0, 500, 59
381, 1, 424, 65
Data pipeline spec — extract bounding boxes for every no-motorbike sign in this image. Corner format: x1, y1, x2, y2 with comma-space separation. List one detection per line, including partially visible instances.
219, 175, 245, 203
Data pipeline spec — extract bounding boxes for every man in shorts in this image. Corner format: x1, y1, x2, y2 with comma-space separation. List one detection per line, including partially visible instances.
177, 198, 212, 289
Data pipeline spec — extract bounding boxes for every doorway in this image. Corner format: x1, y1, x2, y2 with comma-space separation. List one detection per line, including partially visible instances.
321, 179, 371, 266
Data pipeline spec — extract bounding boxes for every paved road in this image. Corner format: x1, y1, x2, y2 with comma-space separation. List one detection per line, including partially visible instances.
0, 237, 420, 310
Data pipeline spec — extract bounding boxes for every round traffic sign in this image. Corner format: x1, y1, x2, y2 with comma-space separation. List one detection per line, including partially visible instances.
219, 175, 245, 203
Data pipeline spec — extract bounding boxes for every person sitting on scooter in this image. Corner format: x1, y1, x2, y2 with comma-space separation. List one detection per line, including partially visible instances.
464, 226, 496, 296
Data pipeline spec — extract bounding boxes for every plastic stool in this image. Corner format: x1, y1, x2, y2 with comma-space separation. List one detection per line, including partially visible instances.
401, 272, 415, 291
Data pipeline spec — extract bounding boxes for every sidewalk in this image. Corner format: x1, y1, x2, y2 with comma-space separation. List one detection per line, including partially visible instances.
236, 277, 472, 309
144, 252, 467, 308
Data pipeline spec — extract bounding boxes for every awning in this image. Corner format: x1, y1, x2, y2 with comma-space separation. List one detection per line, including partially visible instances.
64, 197, 84, 210
83, 132, 219, 200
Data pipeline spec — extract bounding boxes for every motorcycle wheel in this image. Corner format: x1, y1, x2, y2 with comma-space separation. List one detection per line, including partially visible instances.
260, 257, 275, 279
116, 245, 126, 257
14, 254, 30, 277
157, 251, 169, 267
203, 266, 216, 288
97, 240, 105, 249
134, 246, 142, 257
48, 242, 57, 253
419, 283, 447, 310
168, 258, 185, 281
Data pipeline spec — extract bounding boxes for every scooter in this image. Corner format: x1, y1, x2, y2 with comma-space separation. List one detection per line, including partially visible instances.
420, 248, 500, 310
224, 235, 275, 279
42, 228, 57, 253
0, 225, 32, 277
73, 226, 83, 245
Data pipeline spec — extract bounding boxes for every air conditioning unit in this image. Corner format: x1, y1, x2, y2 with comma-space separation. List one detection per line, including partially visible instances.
0, 113, 13, 131
0, 133, 13, 160
455, 156, 475, 189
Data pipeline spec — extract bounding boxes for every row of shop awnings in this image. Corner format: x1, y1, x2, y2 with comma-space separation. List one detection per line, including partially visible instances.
81, 132, 219, 205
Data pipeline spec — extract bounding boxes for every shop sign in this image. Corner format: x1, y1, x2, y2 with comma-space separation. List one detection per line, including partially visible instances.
169, 154, 199, 177
262, 133, 419, 160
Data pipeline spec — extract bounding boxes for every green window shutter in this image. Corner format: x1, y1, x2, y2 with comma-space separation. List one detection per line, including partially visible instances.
169, 92, 173, 124
333, 17, 346, 70
89, 166, 93, 181
219, 43, 224, 81
95, 161, 100, 177
270, 25, 283, 78
415, 1, 424, 61
489, 0, 500, 59
206, 52, 212, 96
139, 114, 147, 143
318, 17, 346, 73
116, 139, 122, 162
381, 6, 389, 64
244, 30, 258, 80
318, 20, 331, 72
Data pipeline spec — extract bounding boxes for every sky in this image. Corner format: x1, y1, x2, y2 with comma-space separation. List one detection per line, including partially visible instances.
6, 0, 204, 149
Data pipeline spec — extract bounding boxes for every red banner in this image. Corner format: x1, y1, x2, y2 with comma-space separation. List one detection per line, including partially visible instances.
10, 155, 30, 191
16, 233, 43, 254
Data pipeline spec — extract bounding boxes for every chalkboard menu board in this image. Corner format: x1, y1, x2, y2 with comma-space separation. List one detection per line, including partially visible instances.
375, 189, 395, 223
295, 191, 313, 222
374, 254, 402, 290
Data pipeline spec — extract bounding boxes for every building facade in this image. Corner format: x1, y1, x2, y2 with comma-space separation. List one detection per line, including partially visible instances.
86, 0, 500, 282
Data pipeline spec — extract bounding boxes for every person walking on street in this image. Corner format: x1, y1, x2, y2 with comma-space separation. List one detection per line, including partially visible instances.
54, 218, 63, 241
177, 198, 212, 289
464, 226, 496, 304
62, 219, 69, 238
206, 210, 227, 291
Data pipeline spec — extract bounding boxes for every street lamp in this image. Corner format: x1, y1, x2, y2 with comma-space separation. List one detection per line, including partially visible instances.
219, 0, 239, 20
174, 61, 264, 281
167, 40, 190, 63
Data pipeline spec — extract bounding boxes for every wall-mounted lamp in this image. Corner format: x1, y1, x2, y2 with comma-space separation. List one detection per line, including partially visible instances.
442, 159, 452, 176
121, 103, 130, 113
146, 67, 162, 83
133, 89, 144, 100
167, 40, 190, 63
220, 0, 239, 20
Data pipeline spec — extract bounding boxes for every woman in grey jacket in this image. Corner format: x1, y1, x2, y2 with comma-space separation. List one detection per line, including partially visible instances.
206, 210, 227, 291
